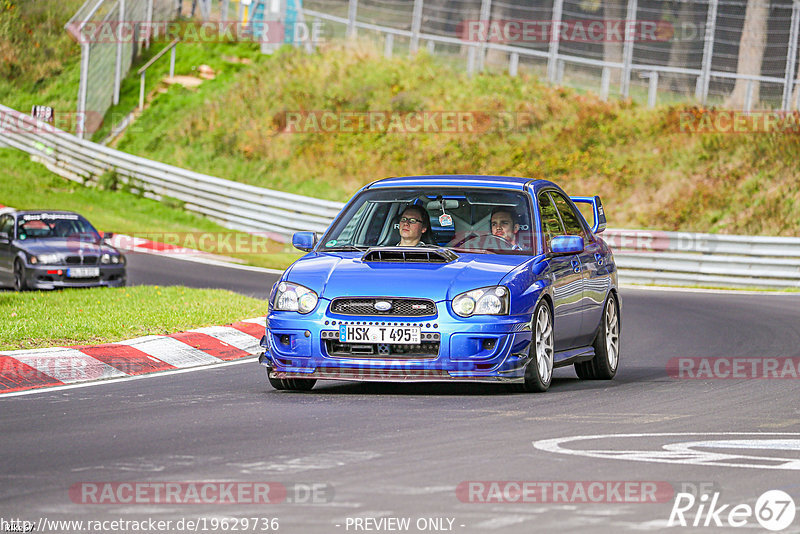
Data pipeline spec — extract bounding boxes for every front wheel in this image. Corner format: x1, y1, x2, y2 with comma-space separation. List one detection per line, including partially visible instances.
575, 294, 619, 380
267, 368, 316, 391
519, 301, 554, 392
13, 260, 27, 291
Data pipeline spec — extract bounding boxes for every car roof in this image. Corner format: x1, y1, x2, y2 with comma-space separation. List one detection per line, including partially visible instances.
11, 210, 83, 217
367, 175, 558, 191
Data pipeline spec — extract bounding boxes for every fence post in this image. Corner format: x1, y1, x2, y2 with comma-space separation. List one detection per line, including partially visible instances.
139, 72, 146, 110
556, 59, 565, 84
77, 43, 91, 139
347, 0, 358, 38
384, 33, 394, 58
476, 0, 492, 71
744, 79, 754, 113
145, 0, 154, 49
410, 0, 423, 54
113, 0, 125, 106
547, 0, 564, 83
467, 45, 476, 78
647, 71, 658, 107
221, 0, 230, 20
781, 0, 800, 110
695, 0, 718, 104
620, 0, 638, 97
509, 52, 518, 77
601, 66, 610, 101
169, 45, 176, 78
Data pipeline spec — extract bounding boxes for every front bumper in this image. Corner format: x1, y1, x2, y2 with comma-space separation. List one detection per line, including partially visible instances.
24, 264, 126, 289
261, 300, 534, 383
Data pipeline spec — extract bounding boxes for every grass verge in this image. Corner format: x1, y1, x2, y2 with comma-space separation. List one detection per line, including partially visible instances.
0, 285, 265, 350
0, 149, 302, 269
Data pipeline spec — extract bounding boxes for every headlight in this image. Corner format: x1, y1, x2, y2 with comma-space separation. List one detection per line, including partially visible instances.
273, 282, 318, 314
101, 253, 122, 264
453, 286, 509, 317
32, 253, 60, 265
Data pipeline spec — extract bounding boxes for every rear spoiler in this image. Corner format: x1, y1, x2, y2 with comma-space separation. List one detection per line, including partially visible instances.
570, 196, 606, 234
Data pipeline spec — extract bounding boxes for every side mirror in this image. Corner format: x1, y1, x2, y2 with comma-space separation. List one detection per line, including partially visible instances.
0, 231, 9, 244
292, 231, 317, 252
551, 235, 584, 255
102, 232, 115, 240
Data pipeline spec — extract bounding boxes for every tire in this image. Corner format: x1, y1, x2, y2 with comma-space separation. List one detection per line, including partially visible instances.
13, 259, 27, 291
266, 368, 316, 391
519, 300, 554, 392
575, 294, 619, 380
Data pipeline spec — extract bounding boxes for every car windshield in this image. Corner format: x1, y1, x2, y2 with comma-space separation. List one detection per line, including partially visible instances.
321, 187, 537, 254
17, 213, 100, 241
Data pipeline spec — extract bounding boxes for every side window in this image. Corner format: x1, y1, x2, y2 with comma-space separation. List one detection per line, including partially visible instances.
0, 215, 12, 237
538, 192, 565, 250
551, 193, 587, 240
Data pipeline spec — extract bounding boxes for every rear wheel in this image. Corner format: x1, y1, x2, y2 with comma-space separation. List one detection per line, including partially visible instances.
519, 301, 554, 392
575, 294, 619, 380
13, 259, 27, 291
266, 368, 316, 391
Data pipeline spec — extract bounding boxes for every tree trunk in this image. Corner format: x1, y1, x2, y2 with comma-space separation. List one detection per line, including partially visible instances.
603, 0, 625, 85
726, 0, 768, 109
485, 3, 508, 68
664, 0, 694, 94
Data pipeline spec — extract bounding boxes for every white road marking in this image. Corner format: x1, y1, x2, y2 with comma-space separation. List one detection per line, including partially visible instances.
533, 432, 800, 470
4, 347, 126, 383
191, 325, 261, 352
118, 335, 221, 367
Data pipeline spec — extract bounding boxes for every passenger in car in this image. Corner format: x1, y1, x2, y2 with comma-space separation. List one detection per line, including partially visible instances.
397, 205, 430, 247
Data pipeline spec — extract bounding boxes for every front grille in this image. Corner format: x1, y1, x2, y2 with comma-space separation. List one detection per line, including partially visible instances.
330, 298, 436, 317
65, 255, 98, 265
324, 340, 440, 359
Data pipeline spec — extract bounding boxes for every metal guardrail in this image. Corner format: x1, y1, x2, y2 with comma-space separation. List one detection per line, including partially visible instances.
604, 229, 800, 289
0, 104, 344, 239
1, 104, 798, 288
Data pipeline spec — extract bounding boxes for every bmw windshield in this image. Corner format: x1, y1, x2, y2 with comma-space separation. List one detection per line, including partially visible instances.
16, 213, 101, 242
320, 188, 537, 254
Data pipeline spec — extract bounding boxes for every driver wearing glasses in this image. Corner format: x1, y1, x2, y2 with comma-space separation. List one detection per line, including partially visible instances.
397, 205, 430, 247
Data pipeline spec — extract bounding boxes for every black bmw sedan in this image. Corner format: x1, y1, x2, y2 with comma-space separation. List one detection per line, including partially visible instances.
0, 210, 126, 291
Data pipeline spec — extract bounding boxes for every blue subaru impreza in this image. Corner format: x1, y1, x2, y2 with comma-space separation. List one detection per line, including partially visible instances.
259, 175, 620, 392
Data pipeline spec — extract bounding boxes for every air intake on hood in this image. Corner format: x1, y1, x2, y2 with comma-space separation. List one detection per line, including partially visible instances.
361, 247, 458, 263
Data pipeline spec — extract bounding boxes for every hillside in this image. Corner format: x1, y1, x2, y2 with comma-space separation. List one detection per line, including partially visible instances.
112, 42, 799, 236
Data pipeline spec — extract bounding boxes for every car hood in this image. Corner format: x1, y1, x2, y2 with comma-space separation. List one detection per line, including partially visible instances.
16, 239, 117, 257
284, 251, 532, 301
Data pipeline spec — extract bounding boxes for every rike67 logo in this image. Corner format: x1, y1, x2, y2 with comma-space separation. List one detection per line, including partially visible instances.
668, 490, 796, 531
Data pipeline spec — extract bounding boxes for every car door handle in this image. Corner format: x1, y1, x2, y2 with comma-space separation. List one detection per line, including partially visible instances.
595, 253, 604, 266
571, 259, 581, 273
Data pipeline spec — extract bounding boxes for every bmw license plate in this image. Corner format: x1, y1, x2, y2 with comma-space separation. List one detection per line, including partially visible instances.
339, 325, 420, 344
66, 267, 100, 278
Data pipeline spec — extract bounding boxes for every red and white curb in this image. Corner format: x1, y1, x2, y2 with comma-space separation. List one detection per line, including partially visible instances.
0, 317, 265, 395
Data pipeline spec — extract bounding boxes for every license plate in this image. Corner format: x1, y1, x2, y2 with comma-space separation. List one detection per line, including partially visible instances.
339, 325, 421, 344
66, 267, 99, 278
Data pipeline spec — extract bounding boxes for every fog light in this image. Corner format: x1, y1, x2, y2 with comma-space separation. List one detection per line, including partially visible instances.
280, 335, 291, 346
